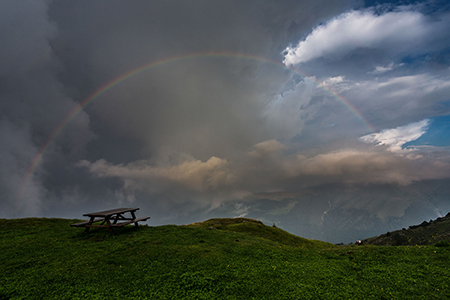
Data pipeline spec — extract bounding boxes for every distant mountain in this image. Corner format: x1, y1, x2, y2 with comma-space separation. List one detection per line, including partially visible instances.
362, 212, 450, 246
201, 179, 450, 244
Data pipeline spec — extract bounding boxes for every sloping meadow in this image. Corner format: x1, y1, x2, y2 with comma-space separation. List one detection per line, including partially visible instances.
1, 218, 449, 299
364, 213, 450, 246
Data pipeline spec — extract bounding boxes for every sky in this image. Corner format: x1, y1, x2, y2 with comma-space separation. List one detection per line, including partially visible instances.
1, 0, 450, 243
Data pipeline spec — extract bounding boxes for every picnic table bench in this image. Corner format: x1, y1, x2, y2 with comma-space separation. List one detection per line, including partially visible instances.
71, 208, 149, 234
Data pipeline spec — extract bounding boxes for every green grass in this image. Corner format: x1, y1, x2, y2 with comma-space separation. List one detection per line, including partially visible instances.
1, 218, 450, 299
363, 214, 450, 246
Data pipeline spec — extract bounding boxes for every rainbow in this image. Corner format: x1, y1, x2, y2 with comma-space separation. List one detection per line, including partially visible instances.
18, 52, 376, 199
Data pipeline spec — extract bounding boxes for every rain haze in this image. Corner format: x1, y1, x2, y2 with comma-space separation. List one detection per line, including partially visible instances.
2, 0, 450, 243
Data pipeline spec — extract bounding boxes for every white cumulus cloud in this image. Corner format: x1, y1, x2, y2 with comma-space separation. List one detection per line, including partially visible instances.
370, 63, 396, 74
283, 7, 446, 65
360, 119, 430, 152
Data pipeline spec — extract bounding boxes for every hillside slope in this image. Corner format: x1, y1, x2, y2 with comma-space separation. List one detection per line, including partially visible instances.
363, 212, 450, 246
2, 217, 450, 299
186, 218, 332, 248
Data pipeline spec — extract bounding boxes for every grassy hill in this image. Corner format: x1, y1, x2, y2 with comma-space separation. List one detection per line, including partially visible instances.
1, 217, 450, 299
363, 212, 450, 246
185, 218, 331, 249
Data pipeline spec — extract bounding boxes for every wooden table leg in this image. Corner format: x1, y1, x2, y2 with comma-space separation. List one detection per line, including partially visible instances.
131, 211, 138, 226
84, 216, 95, 233
112, 214, 120, 224
105, 218, 115, 235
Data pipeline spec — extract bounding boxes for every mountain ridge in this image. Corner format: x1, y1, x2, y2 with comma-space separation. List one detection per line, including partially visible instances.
362, 212, 450, 246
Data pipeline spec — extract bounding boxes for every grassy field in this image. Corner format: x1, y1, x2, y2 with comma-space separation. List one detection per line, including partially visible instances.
1, 218, 449, 299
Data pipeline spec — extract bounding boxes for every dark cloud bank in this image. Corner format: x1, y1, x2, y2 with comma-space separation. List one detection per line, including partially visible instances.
1, 0, 450, 243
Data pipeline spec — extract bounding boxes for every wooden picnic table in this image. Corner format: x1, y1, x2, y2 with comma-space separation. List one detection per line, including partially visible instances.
70, 208, 149, 234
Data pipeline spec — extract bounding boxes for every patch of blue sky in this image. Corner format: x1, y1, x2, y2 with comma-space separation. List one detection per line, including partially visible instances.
364, 0, 416, 8
403, 115, 450, 148
364, 0, 450, 12
400, 54, 433, 66
436, 101, 450, 109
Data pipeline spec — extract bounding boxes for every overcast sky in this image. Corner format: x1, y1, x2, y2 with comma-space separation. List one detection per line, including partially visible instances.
1, 0, 450, 242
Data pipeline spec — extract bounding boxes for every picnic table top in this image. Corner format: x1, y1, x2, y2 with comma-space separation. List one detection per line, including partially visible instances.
83, 207, 139, 217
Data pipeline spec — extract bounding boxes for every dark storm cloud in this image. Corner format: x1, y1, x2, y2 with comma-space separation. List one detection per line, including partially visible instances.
0, 0, 93, 217
1, 0, 357, 217
47, 0, 358, 164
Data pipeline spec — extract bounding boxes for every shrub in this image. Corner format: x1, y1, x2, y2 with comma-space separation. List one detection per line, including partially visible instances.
434, 240, 450, 247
